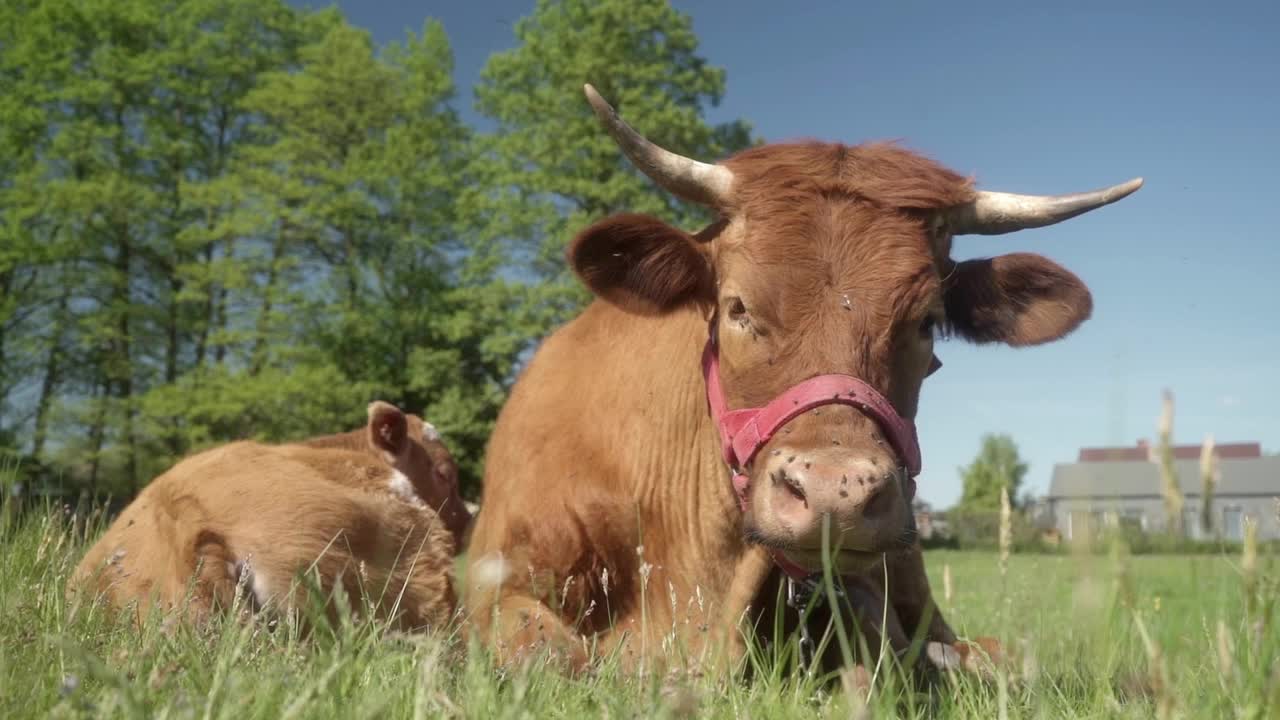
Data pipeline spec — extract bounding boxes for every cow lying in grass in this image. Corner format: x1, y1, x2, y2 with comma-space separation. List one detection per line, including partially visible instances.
464, 84, 1140, 679
69, 402, 470, 633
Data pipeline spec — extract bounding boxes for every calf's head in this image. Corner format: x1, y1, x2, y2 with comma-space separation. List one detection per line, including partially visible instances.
568, 85, 1141, 573
366, 401, 473, 549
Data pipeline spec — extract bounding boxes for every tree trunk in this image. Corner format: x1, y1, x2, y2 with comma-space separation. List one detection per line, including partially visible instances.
163, 115, 186, 387
114, 228, 139, 494
213, 282, 228, 365
0, 267, 12, 418
165, 278, 181, 382
249, 230, 288, 376
195, 108, 231, 370
86, 379, 108, 499
194, 241, 215, 368
31, 293, 70, 459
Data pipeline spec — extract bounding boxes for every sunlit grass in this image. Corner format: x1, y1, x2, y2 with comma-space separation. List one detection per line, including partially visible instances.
1, 488, 1275, 718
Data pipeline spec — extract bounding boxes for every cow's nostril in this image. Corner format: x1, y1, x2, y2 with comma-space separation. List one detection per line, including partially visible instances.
771, 468, 807, 506
862, 470, 901, 516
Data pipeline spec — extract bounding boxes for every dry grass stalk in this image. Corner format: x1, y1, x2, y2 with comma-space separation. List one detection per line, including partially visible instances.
1132, 612, 1176, 720
1215, 618, 1233, 681
1154, 389, 1186, 537
1241, 516, 1257, 578
943, 563, 953, 610
1241, 516, 1258, 619
1199, 434, 1219, 537
999, 486, 1012, 579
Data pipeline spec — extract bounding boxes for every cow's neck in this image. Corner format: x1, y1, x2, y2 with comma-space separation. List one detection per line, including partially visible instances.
582, 301, 774, 654
589, 303, 739, 544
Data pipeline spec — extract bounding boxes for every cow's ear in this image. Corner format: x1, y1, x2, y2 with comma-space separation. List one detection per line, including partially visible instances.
943, 253, 1092, 346
367, 401, 408, 462
568, 213, 713, 315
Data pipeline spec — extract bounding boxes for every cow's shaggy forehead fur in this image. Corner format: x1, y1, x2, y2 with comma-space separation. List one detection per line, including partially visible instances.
706, 142, 972, 402
715, 143, 974, 322
723, 141, 975, 214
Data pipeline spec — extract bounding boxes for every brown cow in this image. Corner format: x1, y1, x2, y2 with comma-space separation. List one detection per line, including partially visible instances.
298, 409, 472, 550
463, 85, 1141, 678
69, 402, 467, 632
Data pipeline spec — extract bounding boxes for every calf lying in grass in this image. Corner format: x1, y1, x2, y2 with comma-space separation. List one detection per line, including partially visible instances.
68, 402, 470, 633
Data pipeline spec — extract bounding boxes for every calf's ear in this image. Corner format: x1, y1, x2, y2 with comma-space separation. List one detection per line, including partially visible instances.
567, 213, 713, 315
943, 253, 1092, 346
367, 401, 408, 462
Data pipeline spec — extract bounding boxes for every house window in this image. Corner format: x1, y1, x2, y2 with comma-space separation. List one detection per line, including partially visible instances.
1068, 511, 1090, 540
1183, 507, 1201, 539
1222, 507, 1244, 541
1119, 508, 1145, 531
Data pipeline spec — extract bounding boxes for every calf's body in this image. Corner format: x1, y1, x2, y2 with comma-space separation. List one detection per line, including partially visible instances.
70, 403, 465, 632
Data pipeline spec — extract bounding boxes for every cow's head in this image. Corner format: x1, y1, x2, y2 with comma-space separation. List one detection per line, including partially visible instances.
366, 401, 473, 550
568, 85, 1141, 573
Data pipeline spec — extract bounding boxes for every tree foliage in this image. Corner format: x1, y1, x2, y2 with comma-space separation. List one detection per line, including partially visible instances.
956, 433, 1029, 512
0, 0, 751, 500
469, 0, 757, 326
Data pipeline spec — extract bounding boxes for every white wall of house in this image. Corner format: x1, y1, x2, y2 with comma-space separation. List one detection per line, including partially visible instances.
1049, 495, 1280, 541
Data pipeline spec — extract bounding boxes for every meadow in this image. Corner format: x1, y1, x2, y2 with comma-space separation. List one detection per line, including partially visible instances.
1, 495, 1275, 720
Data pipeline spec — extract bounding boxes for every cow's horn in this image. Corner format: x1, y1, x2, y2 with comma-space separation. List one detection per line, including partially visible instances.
947, 177, 1143, 236
583, 83, 733, 207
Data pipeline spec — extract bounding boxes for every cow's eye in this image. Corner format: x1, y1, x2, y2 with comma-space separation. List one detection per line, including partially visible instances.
726, 297, 748, 323
919, 315, 936, 337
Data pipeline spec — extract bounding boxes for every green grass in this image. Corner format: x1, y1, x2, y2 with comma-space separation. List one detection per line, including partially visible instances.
1, 501, 1276, 719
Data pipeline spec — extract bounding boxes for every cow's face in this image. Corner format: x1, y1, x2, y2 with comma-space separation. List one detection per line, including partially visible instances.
569, 89, 1138, 573
367, 402, 473, 550
571, 207, 1086, 570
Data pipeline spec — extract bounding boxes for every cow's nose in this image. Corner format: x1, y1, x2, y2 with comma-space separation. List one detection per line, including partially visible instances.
760, 451, 899, 547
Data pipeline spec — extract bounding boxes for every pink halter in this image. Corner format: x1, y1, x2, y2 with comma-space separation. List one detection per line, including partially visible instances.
700, 321, 927, 579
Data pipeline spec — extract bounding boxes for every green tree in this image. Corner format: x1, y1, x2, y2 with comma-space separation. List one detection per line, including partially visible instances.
0, 0, 758, 501
0, 0, 314, 495
470, 0, 757, 328
957, 434, 1029, 512
183, 16, 510, 488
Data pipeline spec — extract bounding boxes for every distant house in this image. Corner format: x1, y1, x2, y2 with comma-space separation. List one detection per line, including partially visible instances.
1047, 440, 1280, 541
911, 498, 949, 541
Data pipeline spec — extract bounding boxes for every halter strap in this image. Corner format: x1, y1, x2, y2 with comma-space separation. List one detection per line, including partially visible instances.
700, 319, 926, 579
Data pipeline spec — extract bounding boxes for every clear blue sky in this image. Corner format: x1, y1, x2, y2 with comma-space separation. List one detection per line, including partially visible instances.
293, 0, 1279, 508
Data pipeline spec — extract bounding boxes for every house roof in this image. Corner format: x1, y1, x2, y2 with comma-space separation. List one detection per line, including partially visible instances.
1076, 441, 1260, 463
1048, 455, 1280, 499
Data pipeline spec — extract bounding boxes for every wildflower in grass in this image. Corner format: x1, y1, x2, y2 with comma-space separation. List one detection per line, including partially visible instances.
637, 545, 653, 588
561, 574, 575, 607
59, 675, 79, 698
